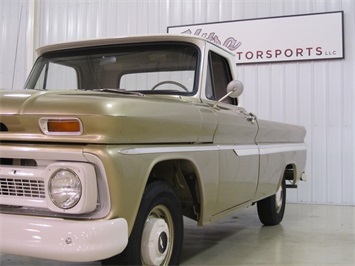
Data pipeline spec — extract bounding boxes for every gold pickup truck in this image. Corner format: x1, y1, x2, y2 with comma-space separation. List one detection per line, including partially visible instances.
0, 35, 306, 265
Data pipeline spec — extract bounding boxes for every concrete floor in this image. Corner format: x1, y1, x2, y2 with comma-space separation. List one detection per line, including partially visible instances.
0, 203, 354, 265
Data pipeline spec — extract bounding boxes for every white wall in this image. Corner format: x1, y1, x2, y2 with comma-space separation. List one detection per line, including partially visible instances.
1, 0, 354, 205
0, 0, 29, 89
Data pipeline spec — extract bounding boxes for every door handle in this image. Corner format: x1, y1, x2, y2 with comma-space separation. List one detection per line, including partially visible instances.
246, 113, 257, 124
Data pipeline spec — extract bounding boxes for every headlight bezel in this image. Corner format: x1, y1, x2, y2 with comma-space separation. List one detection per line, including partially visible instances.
44, 162, 98, 214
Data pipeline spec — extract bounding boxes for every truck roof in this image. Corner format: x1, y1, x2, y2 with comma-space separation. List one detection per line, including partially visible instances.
36, 34, 234, 56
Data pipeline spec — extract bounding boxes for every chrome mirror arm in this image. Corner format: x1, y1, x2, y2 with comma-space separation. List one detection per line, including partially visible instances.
213, 90, 235, 108
213, 80, 244, 108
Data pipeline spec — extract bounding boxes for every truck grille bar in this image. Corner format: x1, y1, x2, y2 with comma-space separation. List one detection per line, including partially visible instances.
0, 178, 45, 199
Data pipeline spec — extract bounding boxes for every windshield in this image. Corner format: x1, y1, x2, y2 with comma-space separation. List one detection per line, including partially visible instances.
25, 43, 199, 95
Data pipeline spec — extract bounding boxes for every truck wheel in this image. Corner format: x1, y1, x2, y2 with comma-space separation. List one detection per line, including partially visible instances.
257, 177, 286, 226
106, 180, 183, 265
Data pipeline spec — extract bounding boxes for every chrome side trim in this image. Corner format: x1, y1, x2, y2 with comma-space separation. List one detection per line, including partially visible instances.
118, 143, 306, 156
259, 143, 307, 155
232, 146, 259, 156
118, 145, 258, 155
118, 145, 219, 155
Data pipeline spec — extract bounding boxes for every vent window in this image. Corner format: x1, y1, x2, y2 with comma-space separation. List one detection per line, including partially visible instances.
0, 123, 8, 132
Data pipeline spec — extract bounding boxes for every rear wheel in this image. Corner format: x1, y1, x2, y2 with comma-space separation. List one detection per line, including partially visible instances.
257, 177, 286, 226
104, 180, 183, 265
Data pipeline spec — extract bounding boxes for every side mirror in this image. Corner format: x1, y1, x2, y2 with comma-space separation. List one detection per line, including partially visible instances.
226, 80, 244, 98
213, 80, 244, 108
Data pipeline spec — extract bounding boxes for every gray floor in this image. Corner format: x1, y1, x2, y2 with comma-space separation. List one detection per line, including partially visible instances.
1, 203, 354, 265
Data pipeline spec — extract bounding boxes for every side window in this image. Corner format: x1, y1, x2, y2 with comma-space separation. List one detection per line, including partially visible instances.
206, 52, 236, 105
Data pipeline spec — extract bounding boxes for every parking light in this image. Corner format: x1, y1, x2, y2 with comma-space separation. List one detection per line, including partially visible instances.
39, 117, 82, 135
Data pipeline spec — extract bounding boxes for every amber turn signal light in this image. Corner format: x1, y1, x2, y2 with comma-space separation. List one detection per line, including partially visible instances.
47, 120, 81, 132
39, 118, 82, 135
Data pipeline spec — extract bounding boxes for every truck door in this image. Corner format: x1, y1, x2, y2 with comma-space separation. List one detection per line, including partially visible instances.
203, 51, 259, 215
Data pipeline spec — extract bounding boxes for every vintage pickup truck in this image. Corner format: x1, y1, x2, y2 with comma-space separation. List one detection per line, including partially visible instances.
0, 35, 306, 265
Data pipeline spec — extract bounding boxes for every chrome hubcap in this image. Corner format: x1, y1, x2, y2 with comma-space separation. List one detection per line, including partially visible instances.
141, 205, 173, 265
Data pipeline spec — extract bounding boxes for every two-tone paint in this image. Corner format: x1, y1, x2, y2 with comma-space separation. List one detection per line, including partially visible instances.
0, 35, 306, 262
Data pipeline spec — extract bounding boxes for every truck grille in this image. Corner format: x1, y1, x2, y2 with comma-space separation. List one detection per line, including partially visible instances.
0, 178, 45, 199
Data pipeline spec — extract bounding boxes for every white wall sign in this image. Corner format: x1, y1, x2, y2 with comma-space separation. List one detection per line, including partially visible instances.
168, 11, 344, 64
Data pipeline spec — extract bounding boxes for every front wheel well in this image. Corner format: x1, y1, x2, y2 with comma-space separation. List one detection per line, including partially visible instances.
147, 159, 201, 222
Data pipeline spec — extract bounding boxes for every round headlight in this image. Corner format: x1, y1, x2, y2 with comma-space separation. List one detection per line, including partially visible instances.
48, 169, 82, 209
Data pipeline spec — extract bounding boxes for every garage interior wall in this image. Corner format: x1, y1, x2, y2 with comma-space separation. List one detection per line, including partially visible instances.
1, 0, 354, 205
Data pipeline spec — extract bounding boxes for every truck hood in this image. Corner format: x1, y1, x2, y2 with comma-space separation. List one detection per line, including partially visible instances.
0, 90, 205, 144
